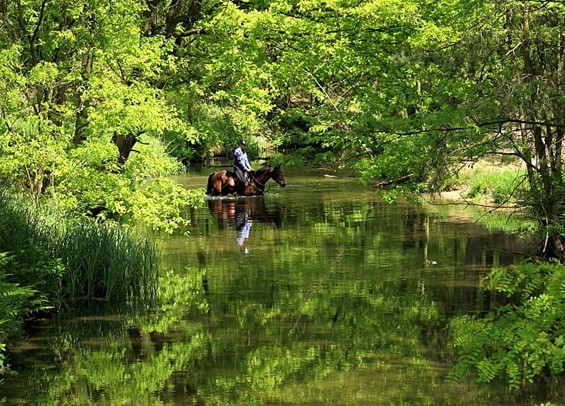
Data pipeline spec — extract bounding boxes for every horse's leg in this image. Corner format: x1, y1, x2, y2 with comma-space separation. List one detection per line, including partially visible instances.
239, 185, 252, 196
214, 172, 228, 195
227, 175, 235, 187
216, 172, 234, 195
206, 173, 215, 195
207, 173, 223, 196
220, 182, 229, 195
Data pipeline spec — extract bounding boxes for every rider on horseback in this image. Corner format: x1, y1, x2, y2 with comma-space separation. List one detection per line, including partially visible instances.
233, 139, 253, 186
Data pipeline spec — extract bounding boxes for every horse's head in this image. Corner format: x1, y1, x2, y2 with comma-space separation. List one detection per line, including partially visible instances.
271, 164, 286, 187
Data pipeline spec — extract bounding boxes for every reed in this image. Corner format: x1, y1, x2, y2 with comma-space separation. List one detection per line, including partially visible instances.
54, 222, 158, 300
0, 190, 53, 252
0, 189, 158, 301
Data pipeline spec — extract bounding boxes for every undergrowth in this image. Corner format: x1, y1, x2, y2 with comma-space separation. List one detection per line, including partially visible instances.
0, 189, 159, 374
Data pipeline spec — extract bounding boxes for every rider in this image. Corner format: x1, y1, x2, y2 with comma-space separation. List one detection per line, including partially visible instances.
233, 139, 253, 186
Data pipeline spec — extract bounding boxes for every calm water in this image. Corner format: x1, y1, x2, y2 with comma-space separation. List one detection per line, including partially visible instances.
2, 166, 544, 405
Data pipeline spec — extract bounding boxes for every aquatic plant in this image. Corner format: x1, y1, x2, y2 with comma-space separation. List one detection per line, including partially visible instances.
0, 189, 158, 301
0, 190, 65, 300
54, 222, 158, 301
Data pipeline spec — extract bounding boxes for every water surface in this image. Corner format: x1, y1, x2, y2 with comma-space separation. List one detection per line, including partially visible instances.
3, 166, 541, 405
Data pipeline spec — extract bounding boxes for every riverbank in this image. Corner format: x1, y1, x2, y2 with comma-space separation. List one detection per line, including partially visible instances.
0, 190, 159, 375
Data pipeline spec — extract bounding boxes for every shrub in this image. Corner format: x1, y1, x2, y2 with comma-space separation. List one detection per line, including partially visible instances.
448, 260, 565, 390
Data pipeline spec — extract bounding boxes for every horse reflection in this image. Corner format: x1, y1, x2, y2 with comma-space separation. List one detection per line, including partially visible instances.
207, 198, 285, 232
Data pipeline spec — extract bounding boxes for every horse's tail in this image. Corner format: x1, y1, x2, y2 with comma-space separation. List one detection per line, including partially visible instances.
206, 173, 214, 195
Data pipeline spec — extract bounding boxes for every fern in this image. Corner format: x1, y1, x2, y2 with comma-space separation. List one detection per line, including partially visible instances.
449, 260, 565, 390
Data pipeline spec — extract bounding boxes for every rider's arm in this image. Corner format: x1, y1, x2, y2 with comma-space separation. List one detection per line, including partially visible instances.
234, 148, 246, 170
244, 156, 252, 172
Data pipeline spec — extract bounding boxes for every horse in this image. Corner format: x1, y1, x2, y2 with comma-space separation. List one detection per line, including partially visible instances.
206, 164, 286, 196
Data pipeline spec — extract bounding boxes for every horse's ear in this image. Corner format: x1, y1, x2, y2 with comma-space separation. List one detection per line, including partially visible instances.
275, 163, 281, 170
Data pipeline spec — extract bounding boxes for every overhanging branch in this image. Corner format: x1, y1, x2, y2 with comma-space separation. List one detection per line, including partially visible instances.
379, 118, 565, 138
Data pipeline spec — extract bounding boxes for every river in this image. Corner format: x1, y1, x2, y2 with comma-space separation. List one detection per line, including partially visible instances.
2, 165, 545, 405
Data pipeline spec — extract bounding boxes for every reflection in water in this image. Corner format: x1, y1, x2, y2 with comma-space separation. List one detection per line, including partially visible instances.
2, 168, 545, 406
207, 197, 285, 252
235, 212, 251, 249
206, 197, 285, 227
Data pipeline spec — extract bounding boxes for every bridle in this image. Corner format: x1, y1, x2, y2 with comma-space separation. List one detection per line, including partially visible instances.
248, 167, 285, 194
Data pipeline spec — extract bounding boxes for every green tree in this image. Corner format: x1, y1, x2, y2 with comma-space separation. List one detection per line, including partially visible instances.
243, 0, 565, 258
0, 0, 203, 231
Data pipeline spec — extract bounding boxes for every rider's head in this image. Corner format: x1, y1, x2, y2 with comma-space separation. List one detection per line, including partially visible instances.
239, 139, 247, 148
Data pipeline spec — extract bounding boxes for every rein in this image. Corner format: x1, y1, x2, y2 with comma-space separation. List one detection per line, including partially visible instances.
239, 167, 283, 195
249, 169, 281, 194
249, 171, 266, 193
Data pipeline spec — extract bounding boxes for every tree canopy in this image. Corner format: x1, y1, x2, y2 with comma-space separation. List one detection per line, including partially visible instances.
1, 0, 564, 247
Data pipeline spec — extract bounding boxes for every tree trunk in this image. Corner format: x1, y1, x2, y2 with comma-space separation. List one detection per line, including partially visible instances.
73, 51, 94, 145
112, 133, 138, 165
520, 4, 565, 259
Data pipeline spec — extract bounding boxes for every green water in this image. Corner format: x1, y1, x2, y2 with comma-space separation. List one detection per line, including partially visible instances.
2, 166, 545, 405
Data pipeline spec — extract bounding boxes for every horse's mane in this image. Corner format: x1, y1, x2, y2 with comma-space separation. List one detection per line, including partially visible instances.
253, 166, 272, 175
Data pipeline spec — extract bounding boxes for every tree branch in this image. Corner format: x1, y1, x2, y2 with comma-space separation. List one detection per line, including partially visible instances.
378, 118, 565, 139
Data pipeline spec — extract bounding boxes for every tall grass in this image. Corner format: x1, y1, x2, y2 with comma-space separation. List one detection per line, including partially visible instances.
0, 189, 158, 302
462, 165, 527, 204
0, 190, 64, 297
55, 222, 158, 300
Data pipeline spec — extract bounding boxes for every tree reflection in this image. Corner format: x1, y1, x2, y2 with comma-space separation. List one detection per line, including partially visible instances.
12, 264, 507, 405
5, 198, 532, 405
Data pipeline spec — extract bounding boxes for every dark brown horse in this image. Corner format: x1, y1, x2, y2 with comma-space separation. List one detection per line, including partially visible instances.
206, 164, 286, 196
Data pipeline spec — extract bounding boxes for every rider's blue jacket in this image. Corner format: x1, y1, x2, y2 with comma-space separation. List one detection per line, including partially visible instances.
233, 147, 252, 172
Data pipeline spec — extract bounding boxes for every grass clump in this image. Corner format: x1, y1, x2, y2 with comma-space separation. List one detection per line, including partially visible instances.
0, 189, 158, 302
462, 165, 527, 204
55, 222, 158, 301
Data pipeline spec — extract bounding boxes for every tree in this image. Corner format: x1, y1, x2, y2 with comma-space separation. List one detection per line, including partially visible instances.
0, 0, 202, 231
258, 0, 565, 259
389, 0, 565, 258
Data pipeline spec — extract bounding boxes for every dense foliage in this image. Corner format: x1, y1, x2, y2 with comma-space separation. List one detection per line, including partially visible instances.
1, 0, 563, 247
449, 260, 565, 390
1, 0, 565, 394
0, 0, 203, 229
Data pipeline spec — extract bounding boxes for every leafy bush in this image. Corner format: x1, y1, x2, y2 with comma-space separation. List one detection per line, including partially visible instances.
129, 178, 204, 234
55, 137, 204, 233
448, 260, 565, 390
0, 252, 50, 375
